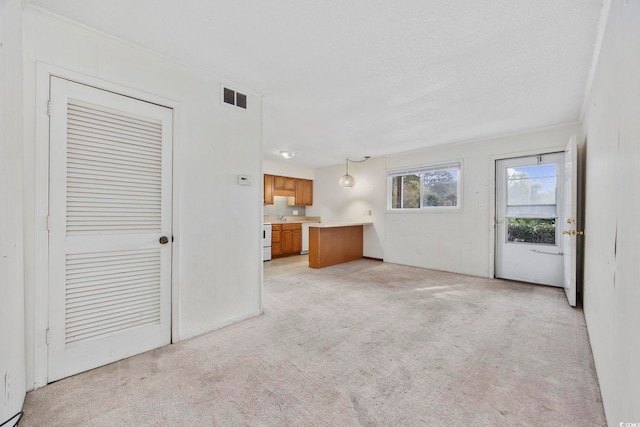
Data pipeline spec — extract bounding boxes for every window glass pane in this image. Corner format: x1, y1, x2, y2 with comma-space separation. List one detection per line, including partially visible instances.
391, 176, 401, 209
507, 164, 556, 205
422, 168, 458, 207
507, 163, 557, 206
402, 174, 420, 208
507, 218, 556, 245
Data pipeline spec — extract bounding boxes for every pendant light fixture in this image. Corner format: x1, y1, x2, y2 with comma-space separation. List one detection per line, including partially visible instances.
339, 156, 370, 187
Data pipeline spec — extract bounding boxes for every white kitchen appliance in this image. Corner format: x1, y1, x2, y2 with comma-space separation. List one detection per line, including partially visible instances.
263, 223, 272, 261
301, 222, 321, 254
301, 223, 311, 254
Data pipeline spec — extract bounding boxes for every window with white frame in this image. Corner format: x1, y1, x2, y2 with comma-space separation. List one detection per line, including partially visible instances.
389, 162, 461, 209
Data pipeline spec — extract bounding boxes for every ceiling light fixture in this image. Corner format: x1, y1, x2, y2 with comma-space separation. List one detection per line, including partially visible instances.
279, 150, 295, 159
339, 156, 370, 188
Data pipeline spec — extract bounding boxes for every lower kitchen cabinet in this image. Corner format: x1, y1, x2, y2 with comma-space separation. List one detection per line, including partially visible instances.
272, 224, 282, 256
272, 223, 302, 257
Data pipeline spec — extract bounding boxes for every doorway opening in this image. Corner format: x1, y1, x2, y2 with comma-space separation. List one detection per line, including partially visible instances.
495, 152, 565, 287
494, 137, 580, 307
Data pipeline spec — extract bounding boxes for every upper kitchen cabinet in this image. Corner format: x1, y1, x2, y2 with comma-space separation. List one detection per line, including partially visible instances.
264, 174, 313, 206
264, 174, 274, 205
295, 179, 313, 206
274, 176, 296, 193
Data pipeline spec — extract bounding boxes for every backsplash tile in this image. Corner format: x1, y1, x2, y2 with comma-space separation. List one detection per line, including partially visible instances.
264, 196, 306, 217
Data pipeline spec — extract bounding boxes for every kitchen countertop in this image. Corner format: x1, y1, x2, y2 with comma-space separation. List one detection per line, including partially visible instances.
308, 222, 373, 228
264, 216, 321, 224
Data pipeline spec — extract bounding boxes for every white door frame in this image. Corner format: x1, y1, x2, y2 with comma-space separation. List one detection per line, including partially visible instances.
487, 145, 566, 281
32, 63, 182, 388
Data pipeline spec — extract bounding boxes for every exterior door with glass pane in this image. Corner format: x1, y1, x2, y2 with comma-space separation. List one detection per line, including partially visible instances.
495, 153, 565, 287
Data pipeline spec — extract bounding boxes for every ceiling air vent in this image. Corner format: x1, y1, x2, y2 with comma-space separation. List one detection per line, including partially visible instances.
222, 86, 247, 109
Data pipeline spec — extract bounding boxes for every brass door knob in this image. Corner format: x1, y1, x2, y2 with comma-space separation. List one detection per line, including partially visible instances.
159, 236, 169, 244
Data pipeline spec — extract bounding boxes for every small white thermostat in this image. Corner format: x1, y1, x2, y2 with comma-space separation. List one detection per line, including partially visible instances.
238, 175, 252, 186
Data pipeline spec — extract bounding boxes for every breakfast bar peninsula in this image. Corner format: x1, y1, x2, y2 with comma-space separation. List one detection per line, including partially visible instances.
308, 222, 373, 268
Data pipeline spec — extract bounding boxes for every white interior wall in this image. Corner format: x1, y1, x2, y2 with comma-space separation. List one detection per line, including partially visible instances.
0, 0, 27, 420
263, 159, 314, 180
581, 0, 640, 423
306, 157, 386, 259
22, 8, 263, 389
384, 124, 580, 277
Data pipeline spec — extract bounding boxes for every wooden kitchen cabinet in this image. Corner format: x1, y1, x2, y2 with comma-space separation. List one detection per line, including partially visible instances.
263, 174, 274, 205
294, 179, 313, 206
271, 224, 282, 256
274, 175, 296, 192
281, 228, 293, 254
264, 174, 313, 204
292, 227, 302, 252
272, 223, 301, 257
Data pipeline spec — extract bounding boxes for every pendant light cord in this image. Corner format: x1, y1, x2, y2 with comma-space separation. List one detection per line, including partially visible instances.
346, 155, 371, 168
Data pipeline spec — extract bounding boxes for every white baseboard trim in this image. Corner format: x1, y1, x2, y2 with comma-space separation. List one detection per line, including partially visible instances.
178, 309, 262, 342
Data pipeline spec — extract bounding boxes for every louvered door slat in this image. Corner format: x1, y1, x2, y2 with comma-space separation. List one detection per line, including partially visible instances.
64, 246, 161, 345
66, 260, 160, 279
66, 98, 163, 236
67, 134, 162, 156
66, 305, 161, 335
66, 278, 159, 297
64, 98, 164, 340
67, 121, 162, 144
68, 102, 163, 134
68, 175, 161, 190
67, 193, 161, 202
67, 166, 161, 181
68, 108, 162, 141
67, 115, 162, 140
67, 162, 161, 179
66, 292, 160, 313
67, 151, 162, 171
66, 295, 160, 320
66, 288, 160, 311
67, 145, 161, 165
66, 314, 161, 345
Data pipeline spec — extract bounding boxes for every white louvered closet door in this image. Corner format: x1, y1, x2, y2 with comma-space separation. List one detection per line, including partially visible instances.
48, 77, 172, 382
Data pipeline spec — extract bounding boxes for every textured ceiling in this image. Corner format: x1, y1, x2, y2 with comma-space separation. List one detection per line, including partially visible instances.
27, 0, 604, 168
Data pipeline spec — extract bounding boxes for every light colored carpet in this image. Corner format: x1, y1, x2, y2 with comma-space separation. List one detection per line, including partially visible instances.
21, 257, 606, 426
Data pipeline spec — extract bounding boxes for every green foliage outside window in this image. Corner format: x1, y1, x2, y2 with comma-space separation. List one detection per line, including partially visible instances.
423, 171, 457, 207
507, 218, 556, 244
